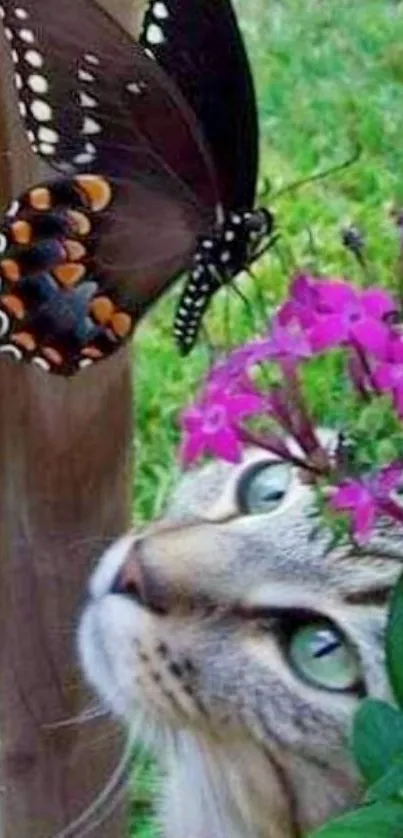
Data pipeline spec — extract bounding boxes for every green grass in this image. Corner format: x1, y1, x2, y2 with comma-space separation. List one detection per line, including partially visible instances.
130, 0, 403, 833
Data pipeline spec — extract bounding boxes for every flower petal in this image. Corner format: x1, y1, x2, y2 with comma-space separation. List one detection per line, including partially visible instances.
352, 499, 376, 544
331, 480, 368, 510
181, 406, 203, 433
376, 462, 403, 494
210, 426, 242, 462
223, 390, 265, 419
309, 315, 348, 351
315, 280, 357, 313
373, 363, 398, 391
361, 288, 396, 320
180, 430, 206, 465
350, 318, 389, 358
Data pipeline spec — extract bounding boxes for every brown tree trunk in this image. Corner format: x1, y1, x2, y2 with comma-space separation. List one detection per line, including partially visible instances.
0, 2, 146, 835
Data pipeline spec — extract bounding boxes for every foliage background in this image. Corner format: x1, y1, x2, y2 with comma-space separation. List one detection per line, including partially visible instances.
130, 0, 403, 833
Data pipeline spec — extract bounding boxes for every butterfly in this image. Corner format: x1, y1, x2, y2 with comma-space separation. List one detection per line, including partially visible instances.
139, 0, 274, 352
0, 0, 273, 375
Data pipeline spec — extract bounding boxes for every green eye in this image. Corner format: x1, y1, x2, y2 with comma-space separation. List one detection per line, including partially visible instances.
288, 621, 361, 691
237, 462, 291, 515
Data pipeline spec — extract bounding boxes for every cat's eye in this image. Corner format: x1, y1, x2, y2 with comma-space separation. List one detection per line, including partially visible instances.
288, 621, 361, 692
237, 462, 291, 515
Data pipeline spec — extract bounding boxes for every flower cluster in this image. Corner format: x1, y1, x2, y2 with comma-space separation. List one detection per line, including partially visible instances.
179, 274, 403, 544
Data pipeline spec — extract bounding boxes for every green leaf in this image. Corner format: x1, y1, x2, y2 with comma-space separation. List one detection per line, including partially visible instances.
376, 438, 400, 466
353, 699, 403, 784
309, 800, 403, 838
356, 403, 383, 435
365, 755, 403, 803
386, 571, 403, 709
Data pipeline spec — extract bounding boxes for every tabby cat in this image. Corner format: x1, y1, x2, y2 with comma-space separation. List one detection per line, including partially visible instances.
79, 432, 399, 837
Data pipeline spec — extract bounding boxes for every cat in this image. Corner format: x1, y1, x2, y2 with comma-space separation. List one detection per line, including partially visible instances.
78, 431, 400, 837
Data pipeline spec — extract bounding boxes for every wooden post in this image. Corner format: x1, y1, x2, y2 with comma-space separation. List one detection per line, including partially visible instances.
0, 2, 145, 835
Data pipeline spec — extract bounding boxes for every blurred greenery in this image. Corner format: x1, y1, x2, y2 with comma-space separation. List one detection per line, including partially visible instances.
130, 0, 403, 834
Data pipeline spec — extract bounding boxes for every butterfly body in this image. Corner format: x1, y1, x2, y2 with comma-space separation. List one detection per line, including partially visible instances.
175, 208, 273, 353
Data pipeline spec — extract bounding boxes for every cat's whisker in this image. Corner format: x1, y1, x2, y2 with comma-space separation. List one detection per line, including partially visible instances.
43, 702, 108, 730
51, 725, 137, 838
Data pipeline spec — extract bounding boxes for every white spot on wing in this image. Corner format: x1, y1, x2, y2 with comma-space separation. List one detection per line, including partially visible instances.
146, 23, 165, 44
39, 142, 55, 156
84, 53, 100, 66
80, 91, 97, 109
30, 99, 52, 122
18, 28, 35, 44
25, 49, 43, 68
153, 2, 169, 19
31, 356, 50, 371
79, 69, 95, 83
0, 345, 22, 361
38, 126, 58, 143
6, 200, 19, 218
27, 73, 48, 94
82, 116, 101, 135
0, 311, 9, 338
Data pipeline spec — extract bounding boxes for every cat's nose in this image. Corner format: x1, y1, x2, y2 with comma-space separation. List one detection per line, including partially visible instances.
110, 539, 143, 597
110, 539, 168, 615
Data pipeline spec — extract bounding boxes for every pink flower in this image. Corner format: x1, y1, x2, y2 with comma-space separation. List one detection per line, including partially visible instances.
206, 342, 268, 391
278, 274, 319, 330
280, 274, 396, 358
264, 316, 312, 362
374, 336, 403, 416
206, 316, 311, 393
180, 388, 265, 465
331, 463, 403, 543
310, 282, 395, 356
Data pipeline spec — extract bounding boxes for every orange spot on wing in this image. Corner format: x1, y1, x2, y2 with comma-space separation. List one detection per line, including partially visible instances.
42, 347, 63, 366
2, 294, 25, 319
64, 239, 87, 261
74, 175, 112, 213
12, 331, 36, 352
11, 220, 32, 245
66, 210, 91, 237
29, 187, 52, 211
1, 259, 21, 282
90, 296, 115, 324
111, 311, 132, 338
53, 263, 86, 287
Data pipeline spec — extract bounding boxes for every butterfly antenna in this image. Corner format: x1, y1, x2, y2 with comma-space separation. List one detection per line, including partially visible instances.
223, 283, 233, 350
199, 323, 218, 369
273, 237, 298, 275
270, 142, 362, 202
229, 281, 263, 337
305, 225, 320, 272
258, 175, 272, 204
245, 267, 270, 328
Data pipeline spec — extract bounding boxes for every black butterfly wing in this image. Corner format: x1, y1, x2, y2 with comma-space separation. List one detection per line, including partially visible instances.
139, 0, 259, 212
1, 0, 219, 206
0, 0, 220, 374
